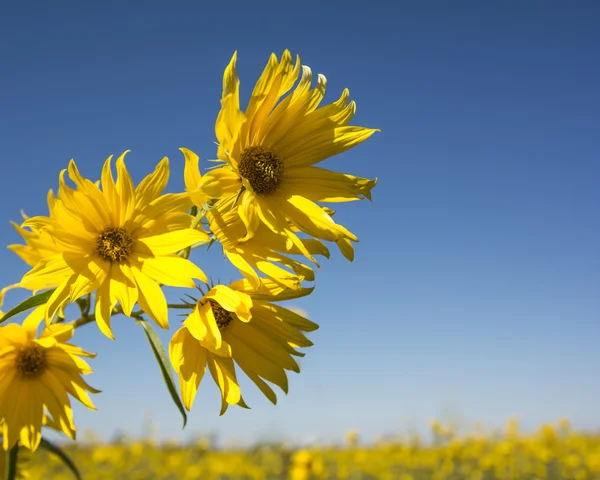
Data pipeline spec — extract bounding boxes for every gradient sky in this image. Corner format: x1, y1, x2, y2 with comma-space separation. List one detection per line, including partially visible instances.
1, 3, 599, 445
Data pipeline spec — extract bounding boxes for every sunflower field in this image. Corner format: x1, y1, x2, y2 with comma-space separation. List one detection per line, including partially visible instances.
3, 419, 599, 480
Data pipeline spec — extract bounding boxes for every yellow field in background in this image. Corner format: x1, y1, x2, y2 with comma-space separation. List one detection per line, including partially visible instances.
13, 419, 600, 480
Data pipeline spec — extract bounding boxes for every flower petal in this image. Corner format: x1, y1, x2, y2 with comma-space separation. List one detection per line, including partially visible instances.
138, 255, 208, 287
131, 267, 168, 329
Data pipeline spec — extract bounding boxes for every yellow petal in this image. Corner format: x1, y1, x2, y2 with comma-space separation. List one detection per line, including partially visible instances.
336, 237, 355, 261
216, 52, 245, 164
237, 190, 260, 241
131, 267, 168, 329
181, 148, 210, 207
138, 255, 208, 287
137, 228, 209, 256
182, 305, 207, 342
101, 154, 119, 223
169, 326, 208, 411
135, 156, 169, 209
205, 285, 253, 323
282, 126, 379, 168
223, 250, 261, 290
115, 151, 135, 224
94, 277, 116, 340
198, 168, 242, 199
110, 264, 139, 317
282, 195, 358, 242
21, 305, 45, 337
282, 166, 377, 202
207, 354, 241, 415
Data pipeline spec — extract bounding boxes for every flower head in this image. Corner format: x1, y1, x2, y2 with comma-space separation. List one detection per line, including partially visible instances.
0, 309, 98, 451
169, 278, 317, 414
183, 148, 328, 290
19, 152, 209, 339
195, 50, 378, 260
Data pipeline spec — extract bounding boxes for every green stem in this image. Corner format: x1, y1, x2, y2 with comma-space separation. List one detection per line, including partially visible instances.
167, 303, 194, 309
5, 443, 19, 480
71, 304, 148, 330
180, 201, 215, 259
72, 315, 95, 329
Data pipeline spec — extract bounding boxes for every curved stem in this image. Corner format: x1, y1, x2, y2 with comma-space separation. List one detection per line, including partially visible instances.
72, 315, 95, 329
179, 201, 215, 259
71, 304, 146, 329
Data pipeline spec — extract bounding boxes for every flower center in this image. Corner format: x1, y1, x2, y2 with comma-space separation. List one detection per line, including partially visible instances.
238, 146, 284, 195
96, 227, 133, 263
209, 300, 234, 330
16, 344, 47, 378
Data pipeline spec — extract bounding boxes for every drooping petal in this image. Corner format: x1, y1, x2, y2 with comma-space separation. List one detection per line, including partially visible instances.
110, 264, 139, 317
207, 354, 241, 415
94, 276, 116, 340
131, 267, 168, 329
169, 326, 208, 411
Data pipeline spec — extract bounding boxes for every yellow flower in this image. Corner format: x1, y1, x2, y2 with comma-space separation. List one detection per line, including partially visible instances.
169, 278, 317, 414
198, 50, 378, 259
183, 147, 328, 290
18, 152, 209, 339
0, 309, 98, 451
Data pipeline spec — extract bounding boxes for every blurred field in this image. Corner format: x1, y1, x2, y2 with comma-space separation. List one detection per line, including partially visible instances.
15, 419, 600, 480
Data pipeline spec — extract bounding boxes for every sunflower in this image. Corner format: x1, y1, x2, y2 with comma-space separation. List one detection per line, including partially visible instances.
169, 278, 317, 414
197, 50, 378, 258
19, 152, 209, 339
183, 148, 328, 291
0, 308, 98, 451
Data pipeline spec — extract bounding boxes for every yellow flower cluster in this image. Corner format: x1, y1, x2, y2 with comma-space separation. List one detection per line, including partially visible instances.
7, 419, 600, 480
0, 49, 378, 475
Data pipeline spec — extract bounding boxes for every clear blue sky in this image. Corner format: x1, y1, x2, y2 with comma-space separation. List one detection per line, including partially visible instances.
1, 3, 599, 445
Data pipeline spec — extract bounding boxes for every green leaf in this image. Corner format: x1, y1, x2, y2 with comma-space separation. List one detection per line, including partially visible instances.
40, 438, 81, 480
136, 318, 187, 428
0, 289, 56, 325
5, 443, 18, 480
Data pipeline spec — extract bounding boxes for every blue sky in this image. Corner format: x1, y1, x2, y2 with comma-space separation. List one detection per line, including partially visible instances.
1, 3, 599, 445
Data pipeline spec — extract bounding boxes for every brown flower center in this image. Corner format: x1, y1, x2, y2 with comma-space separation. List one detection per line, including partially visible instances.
16, 344, 47, 378
209, 300, 234, 330
238, 146, 283, 195
96, 227, 133, 263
